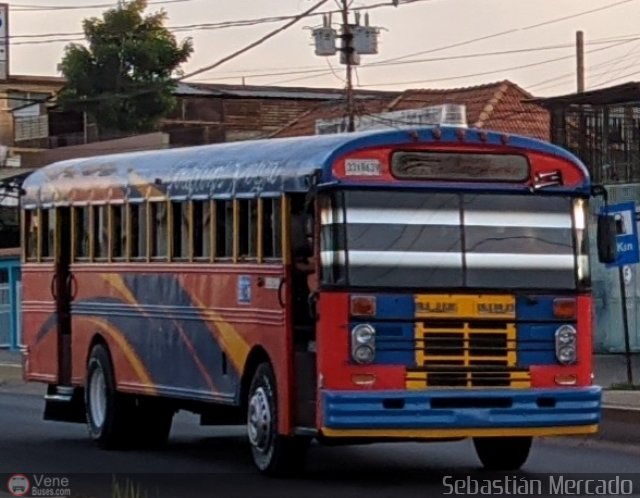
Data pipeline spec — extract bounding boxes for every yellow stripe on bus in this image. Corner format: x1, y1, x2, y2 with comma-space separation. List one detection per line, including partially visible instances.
321, 425, 598, 439
189, 294, 251, 374
80, 315, 157, 395
415, 294, 516, 319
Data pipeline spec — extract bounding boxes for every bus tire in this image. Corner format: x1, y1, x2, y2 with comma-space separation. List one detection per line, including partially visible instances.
473, 436, 532, 470
247, 362, 309, 476
85, 344, 135, 449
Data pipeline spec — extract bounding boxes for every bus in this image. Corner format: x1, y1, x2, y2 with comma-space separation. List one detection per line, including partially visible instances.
20, 126, 614, 475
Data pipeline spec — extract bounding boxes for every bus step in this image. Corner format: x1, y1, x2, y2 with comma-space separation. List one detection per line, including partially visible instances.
293, 427, 318, 437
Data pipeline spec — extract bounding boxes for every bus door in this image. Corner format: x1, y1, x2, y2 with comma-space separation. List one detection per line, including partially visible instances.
288, 194, 318, 427
52, 206, 73, 387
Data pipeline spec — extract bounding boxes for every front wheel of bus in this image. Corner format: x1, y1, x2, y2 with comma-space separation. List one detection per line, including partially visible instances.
85, 344, 134, 449
247, 362, 309, 476
473, 436, 532, 470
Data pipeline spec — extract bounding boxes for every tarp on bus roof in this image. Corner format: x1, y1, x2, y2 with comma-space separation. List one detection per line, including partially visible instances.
20, 126, 588, 208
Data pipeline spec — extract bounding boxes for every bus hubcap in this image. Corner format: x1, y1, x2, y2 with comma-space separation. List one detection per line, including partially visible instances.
248, 387, 271, 452
89, 367, 107, 428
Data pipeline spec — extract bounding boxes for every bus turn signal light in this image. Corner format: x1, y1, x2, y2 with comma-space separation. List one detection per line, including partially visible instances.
553, 298, 576, 319
351, 295, 376, 317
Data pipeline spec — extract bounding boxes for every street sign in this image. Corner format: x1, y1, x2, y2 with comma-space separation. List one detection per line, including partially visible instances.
602, 201, 640, 267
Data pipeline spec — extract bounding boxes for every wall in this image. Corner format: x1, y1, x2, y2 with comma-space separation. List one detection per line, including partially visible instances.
19, 132, 170, 168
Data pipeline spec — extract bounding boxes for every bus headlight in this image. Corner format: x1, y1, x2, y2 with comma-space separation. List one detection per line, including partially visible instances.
351, 324, 376, 364
555, 325, 577, 365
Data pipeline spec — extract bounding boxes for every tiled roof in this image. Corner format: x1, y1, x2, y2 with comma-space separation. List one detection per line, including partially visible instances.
272, 80, 550, 141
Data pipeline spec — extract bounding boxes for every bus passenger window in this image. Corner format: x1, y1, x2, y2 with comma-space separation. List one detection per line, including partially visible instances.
238, 199, 258, 260
74, 206, 90, 260
192, 200, 211, 260
150, 201, 168, 260
24, 210, 38, 261
215, 200, 233, 259
130, 203, 147, 260
262, 198, 282, 260
40, 209, 55, 260
111, 204, 126, 260
171, 201, 189, 261
92, 206, 108, 261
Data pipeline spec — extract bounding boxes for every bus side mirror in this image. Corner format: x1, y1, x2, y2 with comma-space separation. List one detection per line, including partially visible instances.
597, 214, 618, 264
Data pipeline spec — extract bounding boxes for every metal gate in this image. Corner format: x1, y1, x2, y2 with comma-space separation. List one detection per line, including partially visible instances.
0, 280, 10, 348
0, 258, 21, 351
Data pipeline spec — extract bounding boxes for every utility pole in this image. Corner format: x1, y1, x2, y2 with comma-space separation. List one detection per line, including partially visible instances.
340, 0, 356, 132
311, 6, 381, 133
576, 30, 585, 93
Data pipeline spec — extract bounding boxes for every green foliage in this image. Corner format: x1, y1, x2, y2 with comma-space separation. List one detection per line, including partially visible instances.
58, 0, 193, 133
112, 477, 148, 498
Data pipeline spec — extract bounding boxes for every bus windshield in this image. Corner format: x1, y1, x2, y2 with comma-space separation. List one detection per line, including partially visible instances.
320, 190, 588, 290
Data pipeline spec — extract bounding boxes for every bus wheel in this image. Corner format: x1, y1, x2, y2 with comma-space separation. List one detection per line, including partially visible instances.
473, 436, 532, 470
247, 362, 309, 476
85, 344, 134, 449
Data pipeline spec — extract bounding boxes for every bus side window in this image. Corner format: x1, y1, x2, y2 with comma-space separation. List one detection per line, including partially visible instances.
130, 203, 147, 260
92, 206, 108, 261
238, 199, 258, 261
192, 200, 212, 260
24, 209, 39, 262
74, 206, 90, 260
262, 198, 282, 260
111, 204, 126, 261
40, 209, 54, 260
215, 200, 233, 260
150, 201, 168, 261
171, 201, 189, 261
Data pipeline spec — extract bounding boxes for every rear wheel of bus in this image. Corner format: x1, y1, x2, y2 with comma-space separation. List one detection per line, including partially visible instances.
473, 436, 532, 470
85, 344, 173, 449
247, 362, 309, 476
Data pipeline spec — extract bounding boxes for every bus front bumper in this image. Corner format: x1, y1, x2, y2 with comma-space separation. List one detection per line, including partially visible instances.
321, 387, 601, 439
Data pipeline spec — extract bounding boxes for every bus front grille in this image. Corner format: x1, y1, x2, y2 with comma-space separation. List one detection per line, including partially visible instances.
406, 320, 530, 389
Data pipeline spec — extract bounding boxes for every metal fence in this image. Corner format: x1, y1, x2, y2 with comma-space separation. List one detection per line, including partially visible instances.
591, 184, 640, 352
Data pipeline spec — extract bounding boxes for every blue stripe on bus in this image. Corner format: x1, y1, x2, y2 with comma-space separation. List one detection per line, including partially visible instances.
322, 387, 602, 429
516, 295, 574, 322
516, 323, 557, 367
373, 295, 415, 320
371, 322, 416, 366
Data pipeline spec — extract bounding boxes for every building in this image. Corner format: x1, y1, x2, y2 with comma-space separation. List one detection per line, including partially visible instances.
273, 80, 550, 140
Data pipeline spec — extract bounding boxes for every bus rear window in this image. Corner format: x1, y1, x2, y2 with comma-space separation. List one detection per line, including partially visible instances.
391, 151, 530, 182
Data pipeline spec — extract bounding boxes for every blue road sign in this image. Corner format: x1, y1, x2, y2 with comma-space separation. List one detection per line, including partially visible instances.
603, 201, 640, 267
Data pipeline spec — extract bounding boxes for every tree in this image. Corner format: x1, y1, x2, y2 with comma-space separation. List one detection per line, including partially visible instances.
58, 0, 193, 134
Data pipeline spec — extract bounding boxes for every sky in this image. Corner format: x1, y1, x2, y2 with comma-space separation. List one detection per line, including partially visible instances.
5, 0, 640, 96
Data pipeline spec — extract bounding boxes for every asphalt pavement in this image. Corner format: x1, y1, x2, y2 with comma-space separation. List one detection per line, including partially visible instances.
2, 384, 640, 497
3, 350, 640, 497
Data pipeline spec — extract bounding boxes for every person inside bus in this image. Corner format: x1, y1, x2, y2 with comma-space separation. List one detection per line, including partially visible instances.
291, 207, 317, 324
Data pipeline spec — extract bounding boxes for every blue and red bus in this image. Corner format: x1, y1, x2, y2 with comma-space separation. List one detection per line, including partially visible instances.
20, 126, 611, 475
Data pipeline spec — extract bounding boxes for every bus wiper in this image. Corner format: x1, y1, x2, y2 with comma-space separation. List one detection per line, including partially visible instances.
531, 170, 562, 191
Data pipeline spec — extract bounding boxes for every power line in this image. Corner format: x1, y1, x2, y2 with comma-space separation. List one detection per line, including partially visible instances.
189, 36, 640, 84
347, 40, 630, 89
373, 0, 637, 67
179, 0, 331, 81
269, 35, 633, 86
11, 0, 193, 12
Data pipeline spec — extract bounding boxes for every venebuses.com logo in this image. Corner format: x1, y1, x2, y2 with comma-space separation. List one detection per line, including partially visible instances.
6, 474, 71, 497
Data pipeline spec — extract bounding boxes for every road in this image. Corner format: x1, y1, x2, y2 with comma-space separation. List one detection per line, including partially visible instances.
2, 390, 640, 498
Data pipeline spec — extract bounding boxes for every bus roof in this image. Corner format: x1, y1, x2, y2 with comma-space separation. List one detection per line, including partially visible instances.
21, 126, 589, 208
